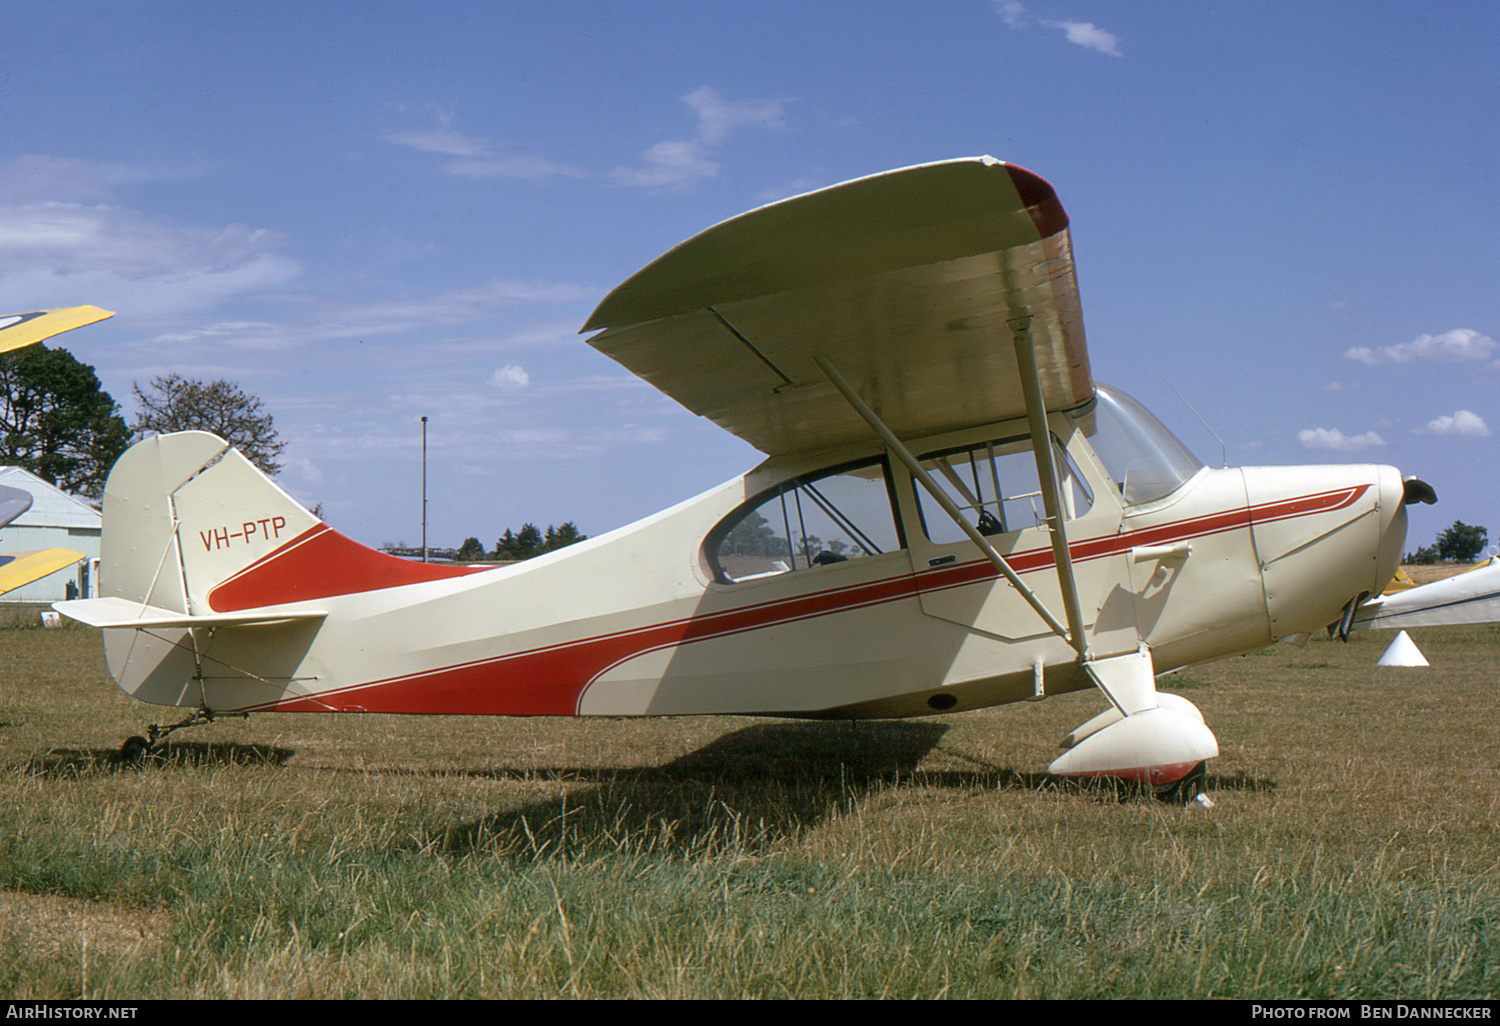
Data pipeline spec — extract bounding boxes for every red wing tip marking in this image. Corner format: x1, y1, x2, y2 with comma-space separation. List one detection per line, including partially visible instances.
1003, 163, 1069, 237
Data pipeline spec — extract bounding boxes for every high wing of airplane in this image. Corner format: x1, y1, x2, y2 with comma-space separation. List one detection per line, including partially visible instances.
53, 160, 1439, 796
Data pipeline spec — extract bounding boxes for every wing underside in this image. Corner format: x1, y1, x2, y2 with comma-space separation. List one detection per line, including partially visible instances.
582, 157, 1093, 457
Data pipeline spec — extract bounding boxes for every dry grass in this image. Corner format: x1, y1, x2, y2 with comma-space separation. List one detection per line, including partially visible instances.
0, 617, 1498, 998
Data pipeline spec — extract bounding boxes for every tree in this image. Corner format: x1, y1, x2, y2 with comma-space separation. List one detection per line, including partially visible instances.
132, 374, 286, 475
493, 522, 588, 561
0, 344, 131, 500
722, 510, 785, 557
455, 536, 486, 562
1406, 520, 1489, 564
1436, 521, 1487, 562
511, 523, 543, 559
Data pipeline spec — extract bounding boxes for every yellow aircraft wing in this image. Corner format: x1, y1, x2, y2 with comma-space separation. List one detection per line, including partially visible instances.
581, 157, 1092, 457
0, 306, 115, 355
0, 548, 86, 597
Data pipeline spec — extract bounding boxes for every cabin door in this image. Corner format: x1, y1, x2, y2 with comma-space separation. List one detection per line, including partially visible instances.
898, 425, 1140, 659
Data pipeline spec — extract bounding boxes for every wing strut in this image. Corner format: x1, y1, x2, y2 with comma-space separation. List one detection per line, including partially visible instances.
1008, 315, 1091, 660
814, 353, 1084, 655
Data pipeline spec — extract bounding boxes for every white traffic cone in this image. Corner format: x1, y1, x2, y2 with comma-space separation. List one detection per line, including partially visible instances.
1377, 630, 1428, 667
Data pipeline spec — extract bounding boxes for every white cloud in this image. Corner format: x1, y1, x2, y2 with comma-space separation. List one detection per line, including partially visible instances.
1298, 427, 1387, 452
0, 202, 286, 278
1345, 328, 1496, 366
0, 182, 301, 317
0, 198, 301, 315
285, 456, 325, 485
0, 154, 210, 203
683, 86, 783, 145
385, 115, 586, 179
1042, 20, 1123, 56
133, 278, 598, 358
996, 3, 1123, 56
384, 128, 493, 158
1417, 410, 1490, 437
995, 1, 1027, 28
391, 90, 783, 190
493, 364, 530, 390
612, 87, 785, 189
757, 176, 827, 204
614, 139, 721, 188
444, 155, 588, 179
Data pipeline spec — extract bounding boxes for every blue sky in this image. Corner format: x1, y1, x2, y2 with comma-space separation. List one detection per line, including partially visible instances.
2, 1, 1495, 553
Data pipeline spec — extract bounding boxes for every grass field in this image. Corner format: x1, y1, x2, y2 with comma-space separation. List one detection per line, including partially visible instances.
1, 615, 1497, 998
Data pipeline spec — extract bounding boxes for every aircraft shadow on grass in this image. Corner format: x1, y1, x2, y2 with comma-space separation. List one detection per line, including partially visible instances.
22, 740, 294, 777
423, 721, 1276, 860
9, 719, 1271, 854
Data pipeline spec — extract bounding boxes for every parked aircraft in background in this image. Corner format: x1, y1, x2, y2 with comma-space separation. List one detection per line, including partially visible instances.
0, 309, 111, 596
0, 484, 86, 597
48, 161, 1472, 798
0, 306, 114, 354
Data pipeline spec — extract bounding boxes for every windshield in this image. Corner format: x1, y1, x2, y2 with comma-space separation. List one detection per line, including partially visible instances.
1068, 384, 1205, 506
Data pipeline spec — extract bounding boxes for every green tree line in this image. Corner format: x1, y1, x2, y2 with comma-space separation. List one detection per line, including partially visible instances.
455, 522, 587, 562
1406, 521, 1489, 565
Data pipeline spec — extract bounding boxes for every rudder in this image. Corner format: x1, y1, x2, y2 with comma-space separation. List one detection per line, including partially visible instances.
96, 431, 322, 614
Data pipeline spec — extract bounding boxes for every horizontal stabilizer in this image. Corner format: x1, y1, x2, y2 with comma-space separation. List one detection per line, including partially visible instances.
1351, 559, 1500, 631
54, 596, 327, 630
0, 548, 85, 596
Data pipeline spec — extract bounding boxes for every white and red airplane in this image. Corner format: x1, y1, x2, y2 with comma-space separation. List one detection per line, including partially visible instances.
50, 159, 1464, 793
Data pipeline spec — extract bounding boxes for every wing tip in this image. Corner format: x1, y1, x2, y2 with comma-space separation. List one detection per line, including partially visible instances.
0, 305, 117, 354
1002, 163, 1070, 237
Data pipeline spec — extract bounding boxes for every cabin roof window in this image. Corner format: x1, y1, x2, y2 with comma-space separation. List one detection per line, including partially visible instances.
1070, 383, 1205, 506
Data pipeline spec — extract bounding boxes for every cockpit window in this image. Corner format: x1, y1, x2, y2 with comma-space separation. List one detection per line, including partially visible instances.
914, 434, 1093, 545
1068, 383, 1205, 506
708, 457, 902, 584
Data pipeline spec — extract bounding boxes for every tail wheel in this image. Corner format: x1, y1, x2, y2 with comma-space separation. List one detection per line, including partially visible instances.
118, 735, 150, 762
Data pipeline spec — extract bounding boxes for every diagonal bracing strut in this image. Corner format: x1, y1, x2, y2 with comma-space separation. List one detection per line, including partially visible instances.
814, 351, 1087, 657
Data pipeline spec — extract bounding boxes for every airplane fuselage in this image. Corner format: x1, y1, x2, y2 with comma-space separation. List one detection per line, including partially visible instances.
96, 387, 1408, 723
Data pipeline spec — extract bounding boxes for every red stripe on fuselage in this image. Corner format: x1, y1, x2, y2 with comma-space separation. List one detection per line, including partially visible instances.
209, 524, 489, 611
245, 485, 1367, 716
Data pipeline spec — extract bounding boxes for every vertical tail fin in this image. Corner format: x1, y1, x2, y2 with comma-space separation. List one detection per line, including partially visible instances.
96, 431, 322, 615
102, 430, 485, 616
61, 431, 486, 710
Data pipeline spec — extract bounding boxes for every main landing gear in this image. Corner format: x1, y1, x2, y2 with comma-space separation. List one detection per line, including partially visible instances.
1152, 760, 1213, 807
